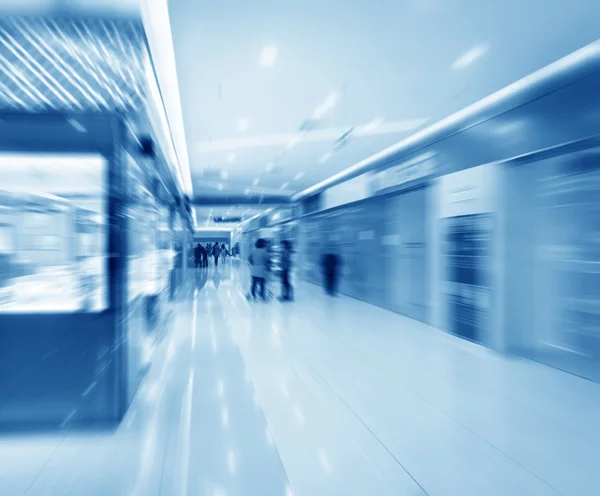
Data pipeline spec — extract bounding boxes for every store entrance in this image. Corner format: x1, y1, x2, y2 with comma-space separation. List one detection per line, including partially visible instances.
530, 148, 600, 380
383, 186, 430, 323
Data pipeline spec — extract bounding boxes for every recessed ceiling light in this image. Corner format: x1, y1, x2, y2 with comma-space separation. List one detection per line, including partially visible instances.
280, 182, 289, 190
217, 183, 224, 191
238, 117, 249, 132
227, 152, 236, 163
286, 135, 300, 149
294, 172, 305, 180
452, 45, 488, 70
319, 152, 332, 163
364, 117, 383, 132
312, 91, 341, 120
253, 177, 260, 186
260, 45, 278, 67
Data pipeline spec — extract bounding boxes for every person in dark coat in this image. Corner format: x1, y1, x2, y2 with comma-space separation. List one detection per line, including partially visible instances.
279, 240, 293, 301
203, 243, 209, 267
194, 243, 202, 268
213, 243, 221, 267
321, 245, 341, 296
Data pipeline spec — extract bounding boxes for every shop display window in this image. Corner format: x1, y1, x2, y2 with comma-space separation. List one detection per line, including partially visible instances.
0, 153, 108, 313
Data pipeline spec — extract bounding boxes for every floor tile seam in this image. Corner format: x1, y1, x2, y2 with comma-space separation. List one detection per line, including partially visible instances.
299, 281, 600, 403
228, 275, 580, 486
216, 295, 294, 493
290, 359, 429, 496
292, 319, 565, 495
291, 293, 595, 445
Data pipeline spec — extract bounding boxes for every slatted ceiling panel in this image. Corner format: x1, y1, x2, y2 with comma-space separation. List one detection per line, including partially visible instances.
0, 16, 147, 112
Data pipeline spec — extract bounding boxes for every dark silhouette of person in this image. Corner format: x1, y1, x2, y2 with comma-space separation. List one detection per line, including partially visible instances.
279, 240, 293, 301
213, 243, 221, 267
194, 243, 202, 268
203, 243, 209, 267
321, 246, 341, 296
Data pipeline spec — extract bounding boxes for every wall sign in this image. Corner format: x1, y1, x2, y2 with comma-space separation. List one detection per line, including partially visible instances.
213, 216, 242, 223
323, 174, 369, 211
369, 152, 437, 195
438, 163, 497, 217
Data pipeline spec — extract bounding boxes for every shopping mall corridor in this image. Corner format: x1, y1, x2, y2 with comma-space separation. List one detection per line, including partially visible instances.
1, 260, 600, 496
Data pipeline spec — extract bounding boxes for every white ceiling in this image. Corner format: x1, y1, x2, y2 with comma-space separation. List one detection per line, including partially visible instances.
169, 0, 600, 222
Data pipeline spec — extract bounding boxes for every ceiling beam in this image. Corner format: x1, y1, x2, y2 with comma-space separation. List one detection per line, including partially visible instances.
191, 195, 292, 206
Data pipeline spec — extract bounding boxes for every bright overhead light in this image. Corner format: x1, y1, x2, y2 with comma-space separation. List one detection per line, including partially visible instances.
253, 177, 260, 186
260, 45, 278, 67
227, 152, 236, 163
312, 91, 341, 120
280, 182, 289, 190
221, 170, 228, 180
286, 135, 300, 149
364, 118, 383, 132
238, 117, 249, 132
217, 183, 224, 190
452, 45, 488, 70
294, 171, 305, 181
319, 152, 333, 163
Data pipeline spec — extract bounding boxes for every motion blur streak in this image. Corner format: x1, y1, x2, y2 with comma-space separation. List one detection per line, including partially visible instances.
1, 1, 600, 496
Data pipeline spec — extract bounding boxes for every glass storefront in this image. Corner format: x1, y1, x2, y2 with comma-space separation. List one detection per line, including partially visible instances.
0, 154, 108, 313
530, 148, 600, 380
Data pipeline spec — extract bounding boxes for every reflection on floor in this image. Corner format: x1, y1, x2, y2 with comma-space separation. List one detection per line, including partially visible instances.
1, 259, 600, 495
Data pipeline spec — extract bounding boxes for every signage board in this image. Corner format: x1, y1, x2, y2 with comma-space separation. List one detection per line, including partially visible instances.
213, 216, 242, 223
369, 152, 437, 195
323, 174, 369, 211
438, 163, 497, 218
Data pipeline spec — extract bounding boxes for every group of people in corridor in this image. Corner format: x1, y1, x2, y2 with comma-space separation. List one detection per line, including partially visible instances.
194, 242, 229, 268
193, 238, 342, 301
247, 238, 341, 302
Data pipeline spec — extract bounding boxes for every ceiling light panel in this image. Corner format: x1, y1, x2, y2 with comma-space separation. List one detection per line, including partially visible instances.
312, 90, 341, 120
319, 152, 332, 163
452, 45, 488, 70
260, 45, 278, 67
238, 117, 249, 132
363, 118, 383, 132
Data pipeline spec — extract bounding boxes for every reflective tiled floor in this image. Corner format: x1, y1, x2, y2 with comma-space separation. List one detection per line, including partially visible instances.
1, 260, 600, 495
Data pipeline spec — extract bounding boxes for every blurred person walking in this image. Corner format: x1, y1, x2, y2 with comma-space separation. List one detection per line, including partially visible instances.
248, 238, 269, 301
213, 243, 221, 267
203, 243, 209, 267
194, 243, 203, 269
321, 244, 341, 296
279, 240, 294, 301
